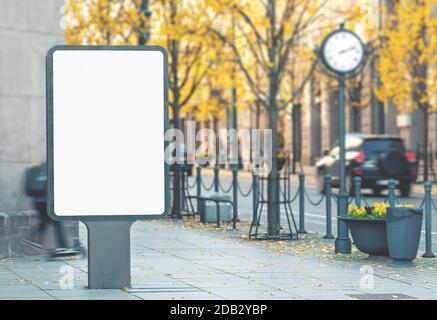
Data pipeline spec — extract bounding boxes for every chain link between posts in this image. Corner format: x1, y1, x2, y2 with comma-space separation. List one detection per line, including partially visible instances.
218, 177, 233, 193
201, 178, 215, 191
290, 185, 300, 203
237, 182, 253, 197
186, 176, 197, 189
304, 188, 325, 206
191, 168, 437, 218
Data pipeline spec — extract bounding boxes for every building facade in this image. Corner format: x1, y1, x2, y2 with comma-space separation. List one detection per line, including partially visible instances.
0, 0, 65, 213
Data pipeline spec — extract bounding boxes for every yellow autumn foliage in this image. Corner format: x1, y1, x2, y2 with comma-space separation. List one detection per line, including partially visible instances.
65, 0, 149, 45
375, 0, 437, 113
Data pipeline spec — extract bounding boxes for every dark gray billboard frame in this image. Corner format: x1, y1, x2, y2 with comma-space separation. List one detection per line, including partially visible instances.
46, 45, 169, 289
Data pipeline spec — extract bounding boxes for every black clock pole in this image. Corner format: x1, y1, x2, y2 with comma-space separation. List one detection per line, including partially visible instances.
316, 23, 368, 254
335, 73, 352, 254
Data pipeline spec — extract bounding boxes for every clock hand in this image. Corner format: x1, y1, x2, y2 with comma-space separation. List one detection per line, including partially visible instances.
338, 46, 357, 55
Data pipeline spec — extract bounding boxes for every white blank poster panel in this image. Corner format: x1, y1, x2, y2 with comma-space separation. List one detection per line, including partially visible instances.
52, 50, 165, 216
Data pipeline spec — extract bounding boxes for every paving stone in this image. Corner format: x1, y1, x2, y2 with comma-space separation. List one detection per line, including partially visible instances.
1, 220, 437, 299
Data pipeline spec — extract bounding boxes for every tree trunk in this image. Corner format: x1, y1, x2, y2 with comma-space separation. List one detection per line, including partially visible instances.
171, 101, 182, 217
138, 0, 151, 45
170, 1, 181, 218
213, 116, 220, 172
267, 107, 280, 237
291, 104, 301, 174
266, 0, 280, 237
415, 15, 429, 182
423, 108, 429, 182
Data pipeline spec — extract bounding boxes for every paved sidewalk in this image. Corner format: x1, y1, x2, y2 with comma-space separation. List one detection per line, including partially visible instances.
1, 219, 437, 300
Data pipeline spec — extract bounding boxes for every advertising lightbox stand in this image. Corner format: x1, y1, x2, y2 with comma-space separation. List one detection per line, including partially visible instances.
46, 46, 169, 289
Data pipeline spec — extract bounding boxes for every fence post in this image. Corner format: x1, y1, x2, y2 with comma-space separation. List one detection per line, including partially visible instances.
196, 166, 202, 197
354, 176, 362, 207
388, 179, 397, 207
180, 166, 186, 211
423, 181, 435, 258
298, 172, 307, 234
196, 166, 202, 217
214, 165, 219, 193
232, 165, 238, 230
324, 174, 334, 239
252, 172, 259, 226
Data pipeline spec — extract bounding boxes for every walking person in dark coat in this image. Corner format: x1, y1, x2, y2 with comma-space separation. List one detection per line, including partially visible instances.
25, 163, 71, 256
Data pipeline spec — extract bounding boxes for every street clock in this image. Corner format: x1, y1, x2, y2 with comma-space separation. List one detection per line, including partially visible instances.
315, 24, 368, 255
320, 28, 365, 74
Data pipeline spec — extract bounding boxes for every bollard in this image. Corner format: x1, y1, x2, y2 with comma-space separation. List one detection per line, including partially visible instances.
180, 166, 187, 211
196, 166, 202, 217
232, 165, 239, 230
252, 172, 259, 226
287, 170, 291, 201
298, 172, 307, 234
324, 174, 334, 239
214, 165, 219, 193
196, 166, 202, 197
388, 179, 397, 207
354, 176, 362, 207
422, 181, 435, 258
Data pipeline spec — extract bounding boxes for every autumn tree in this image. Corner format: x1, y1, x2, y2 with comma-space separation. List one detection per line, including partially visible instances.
376, 0, 437, 181
149, 0, 213, 217
65, 0, 151, 45
192, 21, 252, 173
207, 0, 329, 237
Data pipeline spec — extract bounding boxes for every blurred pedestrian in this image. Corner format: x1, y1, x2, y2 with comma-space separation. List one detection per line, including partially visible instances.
24, 163, 73, 257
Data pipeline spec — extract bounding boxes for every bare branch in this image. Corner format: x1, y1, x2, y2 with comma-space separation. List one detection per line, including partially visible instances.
208, 26, 267, 101
233, 6, 267, 46
278, 59, 317, 110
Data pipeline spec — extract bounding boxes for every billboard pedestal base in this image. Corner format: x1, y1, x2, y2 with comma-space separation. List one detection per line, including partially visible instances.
84, 220, 134, 289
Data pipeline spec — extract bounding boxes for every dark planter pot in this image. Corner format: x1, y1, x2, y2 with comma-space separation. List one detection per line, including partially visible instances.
338, 217, 388, 256
386, 207, 423, 261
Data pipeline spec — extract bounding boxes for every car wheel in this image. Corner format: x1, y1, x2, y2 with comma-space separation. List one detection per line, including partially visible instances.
400, 184, 411, 197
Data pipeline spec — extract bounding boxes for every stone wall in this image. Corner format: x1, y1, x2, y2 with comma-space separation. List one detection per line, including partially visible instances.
0, 0, 80, 258
0, 0, 64, 212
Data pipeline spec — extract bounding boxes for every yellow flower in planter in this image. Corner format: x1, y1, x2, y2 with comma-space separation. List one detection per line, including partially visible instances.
371, 202, 389, 219
348, 205, 368, 218
348, 202, 392, 219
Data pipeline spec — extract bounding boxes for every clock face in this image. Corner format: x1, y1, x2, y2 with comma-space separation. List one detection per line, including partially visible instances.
322, 30, 364, 73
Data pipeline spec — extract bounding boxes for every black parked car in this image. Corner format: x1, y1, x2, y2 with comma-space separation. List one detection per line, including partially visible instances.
315, 134, 418, 197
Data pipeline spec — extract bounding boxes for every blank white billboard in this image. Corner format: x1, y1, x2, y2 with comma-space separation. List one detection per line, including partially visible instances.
47, 46, 168, 219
